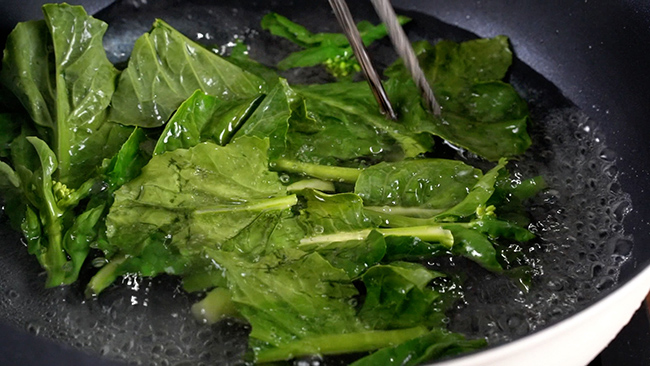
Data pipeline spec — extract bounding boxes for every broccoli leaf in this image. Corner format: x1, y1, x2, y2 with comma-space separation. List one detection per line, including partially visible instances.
299, 190, 375, 235
208, 249, 367, 361
436, 158, 508, 220
261, 13, 347, 48
359, 262, 446, 329
488, 174, 547, 226
295, 191, 458, 276
153, 89, 262, 154
444, 225, 503, 272
106, 137, 293, 256
0, 4, 132, 187
233, 79, 295, 159
104, 127, 153, 192
25, 136, 66, 286
386, 36, 531, 161
284, 85, 406, 165
299, 229, 387, 278
89, 137, 298, 295
256, 326, 429, 363
182, 211, 305, 293
382, 236, 448, 262
355, 159, 482, 216
62, 204, 106, 281
262, 12, 410, 78
295, 82, 432, 158
237, 80, 429, 166
109, 19, 265, 128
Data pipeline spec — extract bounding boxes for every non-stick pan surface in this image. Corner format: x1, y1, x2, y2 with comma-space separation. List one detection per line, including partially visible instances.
0, 1, 649, 365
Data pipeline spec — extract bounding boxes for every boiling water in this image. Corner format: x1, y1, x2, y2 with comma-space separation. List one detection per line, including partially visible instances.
0, 1, 633, 365
445, 105, 632, 344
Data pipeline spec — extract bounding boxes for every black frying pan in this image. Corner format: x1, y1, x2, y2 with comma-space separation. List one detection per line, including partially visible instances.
0, 0, 649, 365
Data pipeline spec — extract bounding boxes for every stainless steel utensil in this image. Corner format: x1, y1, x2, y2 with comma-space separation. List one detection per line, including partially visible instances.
328, 0, 441, 117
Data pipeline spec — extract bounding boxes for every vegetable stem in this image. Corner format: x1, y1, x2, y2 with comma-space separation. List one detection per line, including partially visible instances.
286, 179, 336, 192
256, 326, 429, 363
191, 287, 239, 324
364, 205, 445, 218
300, 226, 454, 248
272, 159, 361, 183
194, 195, 298, 214
380, 226, 454, 247
85, 255, 127, 297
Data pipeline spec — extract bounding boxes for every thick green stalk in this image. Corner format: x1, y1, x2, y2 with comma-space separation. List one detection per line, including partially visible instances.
194, 195, 298, 214
364, 205, 445, 218
300, 226, 454, 248
191, 287, 239, 324
286, 179, 336, 192
380, 226, 454, 247
256, 326, 429, 363
85, 255, 127, 297
272, 159, 361, 183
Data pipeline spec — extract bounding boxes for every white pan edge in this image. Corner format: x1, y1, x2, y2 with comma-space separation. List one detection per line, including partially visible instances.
431, 264, 650, 366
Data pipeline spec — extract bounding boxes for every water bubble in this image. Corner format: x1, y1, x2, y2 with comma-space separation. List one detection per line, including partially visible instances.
92, 257, 108, 268
164, 346, 182, 357
100, 345, 111, 355
613, 239, 633, 256
26, 322, 41, 335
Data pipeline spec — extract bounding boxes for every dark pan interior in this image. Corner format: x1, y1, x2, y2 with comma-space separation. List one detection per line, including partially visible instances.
0, 1, 649, 365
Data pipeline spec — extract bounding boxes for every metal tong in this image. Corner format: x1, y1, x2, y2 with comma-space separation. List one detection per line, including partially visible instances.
328, 0, 441, 119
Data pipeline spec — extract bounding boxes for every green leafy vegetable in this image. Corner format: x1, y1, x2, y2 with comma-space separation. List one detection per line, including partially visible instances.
295, 82, 432, 158
233, 79, 295, 158
109, 19, 265, 128
382, 235, 448, 262
445, 225, 503, 272
300, 190, 374, 234
257, 326, 429, 363
12, 136, 98, 286
153, 89, 262, 154
359, 262, 446, 329
0, 4, 131, 187
350, 328, 487, 366
210, 249, 364, 360
89, 137, 296, 294
62, 204, 106, 281
355, 159, 482, 216
437, 158, 508, 220
273, 158, 362, 183
299, 229, 386, 278
0, 6, 545, 366
104, 127, 153, 191
285, 84, 409, 165
262, 12, 410, 78
386, 37, 531, 161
